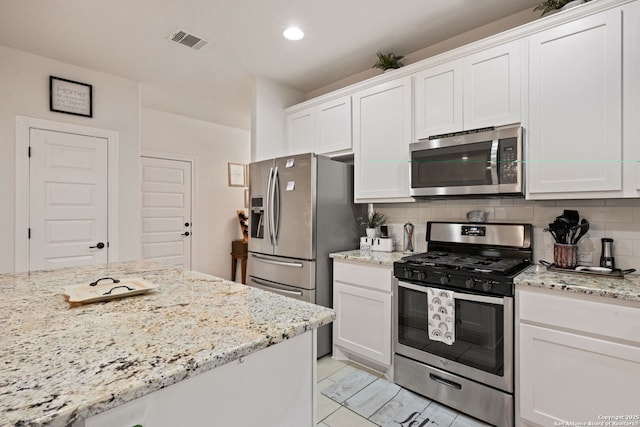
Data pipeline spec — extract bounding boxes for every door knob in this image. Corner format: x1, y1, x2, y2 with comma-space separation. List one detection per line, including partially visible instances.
185, 222, 191, 227
181, 232, 190, 236
90, 242, 105, 249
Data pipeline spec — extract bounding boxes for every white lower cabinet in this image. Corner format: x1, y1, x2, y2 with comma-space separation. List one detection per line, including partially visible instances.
517, 287, 640, 426
333, 260, 393, 377
83, 331, 315, 427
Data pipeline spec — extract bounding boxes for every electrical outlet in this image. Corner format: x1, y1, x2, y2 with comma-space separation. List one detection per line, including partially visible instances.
578, 253, 593, 263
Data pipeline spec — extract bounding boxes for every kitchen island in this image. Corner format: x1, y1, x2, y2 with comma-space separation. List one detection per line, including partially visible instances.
0, 260, 334, 427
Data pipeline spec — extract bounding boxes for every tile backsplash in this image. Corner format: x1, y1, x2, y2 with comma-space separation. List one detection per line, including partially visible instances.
375, 198, 640, 271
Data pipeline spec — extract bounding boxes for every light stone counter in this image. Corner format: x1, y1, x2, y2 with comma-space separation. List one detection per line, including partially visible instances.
515, 264, 640, 302
329, 249, 406, 267
0, 260, 334, 426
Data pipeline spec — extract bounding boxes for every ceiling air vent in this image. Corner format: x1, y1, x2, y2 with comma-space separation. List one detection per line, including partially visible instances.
168, 29, 208, 50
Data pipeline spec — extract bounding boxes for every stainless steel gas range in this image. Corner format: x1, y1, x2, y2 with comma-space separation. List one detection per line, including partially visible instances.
393, 221, 532, 427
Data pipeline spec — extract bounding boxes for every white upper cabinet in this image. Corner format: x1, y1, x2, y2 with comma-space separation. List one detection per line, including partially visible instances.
527, 8, 623, 197
414, 40, 521, 140
285, 108, 315, 155
413, 62, 462, 138
316, 96, 352, 154
462, 41, 521, 130
353, 76, 413, 202
285, 96, 352, 156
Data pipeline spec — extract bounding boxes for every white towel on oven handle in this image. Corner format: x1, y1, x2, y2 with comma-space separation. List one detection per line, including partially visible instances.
427, 287, 455, 345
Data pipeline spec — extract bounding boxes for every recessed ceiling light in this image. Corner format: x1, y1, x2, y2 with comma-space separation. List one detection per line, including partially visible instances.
283, 27, 304, 41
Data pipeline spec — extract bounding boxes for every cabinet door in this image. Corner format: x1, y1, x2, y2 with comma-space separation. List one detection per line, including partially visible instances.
414, 62, 462, 139
333, 281, 392, 366
527, 9, 623, 196
520, 324, 640, 426
353, 76, 413, 202
316, 96, 352, 154
463, 40, 521, 130
286, 108, 315, 155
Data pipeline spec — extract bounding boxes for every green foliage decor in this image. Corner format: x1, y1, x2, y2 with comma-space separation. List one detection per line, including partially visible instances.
360, 211, 387, 228
533, 0, 591, 16
372, 52, 405, 71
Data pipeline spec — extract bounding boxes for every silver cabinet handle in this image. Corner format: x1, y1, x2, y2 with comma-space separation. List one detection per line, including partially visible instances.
429, 373, 462, 390
251, 253, 303, 268
249, 277, 304, 296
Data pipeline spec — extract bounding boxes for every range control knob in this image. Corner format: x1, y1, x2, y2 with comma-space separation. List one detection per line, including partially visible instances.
464, 278, 476, 289
416, 271, 426, 281
403, 269, 412, 279
439, 274, 450, 285
482, 281, 494, 292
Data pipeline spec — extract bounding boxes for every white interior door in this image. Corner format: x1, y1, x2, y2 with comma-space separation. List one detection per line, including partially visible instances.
29, 129, 109, 271
140, 156, 192, 268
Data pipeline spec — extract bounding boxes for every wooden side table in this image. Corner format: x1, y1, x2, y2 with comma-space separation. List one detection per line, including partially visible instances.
231, 240, 248, 284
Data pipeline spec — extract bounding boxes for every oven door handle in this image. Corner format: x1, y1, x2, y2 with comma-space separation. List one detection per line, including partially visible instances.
397, 281, 504, 305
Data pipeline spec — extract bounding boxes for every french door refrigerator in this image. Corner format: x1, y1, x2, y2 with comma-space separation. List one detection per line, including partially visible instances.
248, 153, 363, 357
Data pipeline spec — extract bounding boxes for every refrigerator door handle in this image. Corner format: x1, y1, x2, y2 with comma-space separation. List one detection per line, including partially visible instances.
266, 167, 274, 246
249, 276, 304, 297
251, 253, 304, 268
273, 166, 281, 245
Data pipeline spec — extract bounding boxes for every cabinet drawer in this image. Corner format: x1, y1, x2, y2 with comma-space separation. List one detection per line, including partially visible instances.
333, 260, 392, 292
518, 287, 640, 344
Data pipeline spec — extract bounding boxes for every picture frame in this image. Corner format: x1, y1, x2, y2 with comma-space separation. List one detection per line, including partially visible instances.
50, 76, 93, 117
228, 163, 246, 187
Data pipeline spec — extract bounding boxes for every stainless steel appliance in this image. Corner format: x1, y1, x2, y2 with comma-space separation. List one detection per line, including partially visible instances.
393, 221, 532, 427
248, 153, 363, 357
410, 125, 523, 197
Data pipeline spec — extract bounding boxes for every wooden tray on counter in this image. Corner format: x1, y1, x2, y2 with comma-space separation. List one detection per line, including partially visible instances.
63, 278, 159, 305
540, 260, 636, 279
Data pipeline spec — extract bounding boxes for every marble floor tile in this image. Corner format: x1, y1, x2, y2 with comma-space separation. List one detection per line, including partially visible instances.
419, 401, 459, 426
327, 364, 361, 382
344, 378, 401, 419
317, 356, 349, 381
322, 406, 380, 427
321, 369, 378, 404
317, 393, 342, 422
369, 388, 432, 427
450, 413, 492, 427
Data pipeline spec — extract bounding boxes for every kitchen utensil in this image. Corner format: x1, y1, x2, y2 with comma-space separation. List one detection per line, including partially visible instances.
575, 266, 612, 273
570, 219, 589, 244
600, 238, 615, 269
563, 210, 580, 227
466, 210, 488, 223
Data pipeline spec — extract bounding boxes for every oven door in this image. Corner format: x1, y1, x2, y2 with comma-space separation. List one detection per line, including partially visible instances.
394, 280, 513, 392
410, 139, 499, 197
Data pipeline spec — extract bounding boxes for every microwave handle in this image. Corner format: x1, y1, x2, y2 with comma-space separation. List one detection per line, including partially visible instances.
490, 139, 499, 185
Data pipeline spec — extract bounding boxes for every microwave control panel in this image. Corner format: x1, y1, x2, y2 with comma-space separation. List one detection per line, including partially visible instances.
499, 137, 519, 184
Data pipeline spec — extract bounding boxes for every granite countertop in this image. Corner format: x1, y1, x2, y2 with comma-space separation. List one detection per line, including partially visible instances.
330, 249, 407, 266
0, 260, 335, 427
515, 264, 640, 303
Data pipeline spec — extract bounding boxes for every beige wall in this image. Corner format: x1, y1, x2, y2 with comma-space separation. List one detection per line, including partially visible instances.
141, 108, 250, 278
375, 199, 640, 271
0, 45, 141, 274
306, 8, 539, 99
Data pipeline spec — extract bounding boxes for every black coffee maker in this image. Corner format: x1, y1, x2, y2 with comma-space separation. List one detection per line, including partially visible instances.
600, 238, 615, 269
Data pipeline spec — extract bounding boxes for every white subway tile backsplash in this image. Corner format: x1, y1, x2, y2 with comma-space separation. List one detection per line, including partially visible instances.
374, 198, 640, 270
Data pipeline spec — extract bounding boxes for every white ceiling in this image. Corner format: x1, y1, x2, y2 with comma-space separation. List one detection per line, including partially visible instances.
0, 0, 542, 130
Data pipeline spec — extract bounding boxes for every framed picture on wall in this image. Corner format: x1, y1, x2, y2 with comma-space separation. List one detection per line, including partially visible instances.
228, 163, 246, 187
49, 76, 93, 117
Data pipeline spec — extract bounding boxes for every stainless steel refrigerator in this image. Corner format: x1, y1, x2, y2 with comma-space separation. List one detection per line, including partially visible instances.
247, 153, 363, 357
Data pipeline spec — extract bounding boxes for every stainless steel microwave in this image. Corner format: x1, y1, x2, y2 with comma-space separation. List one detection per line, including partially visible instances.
410, 125, 523, 197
